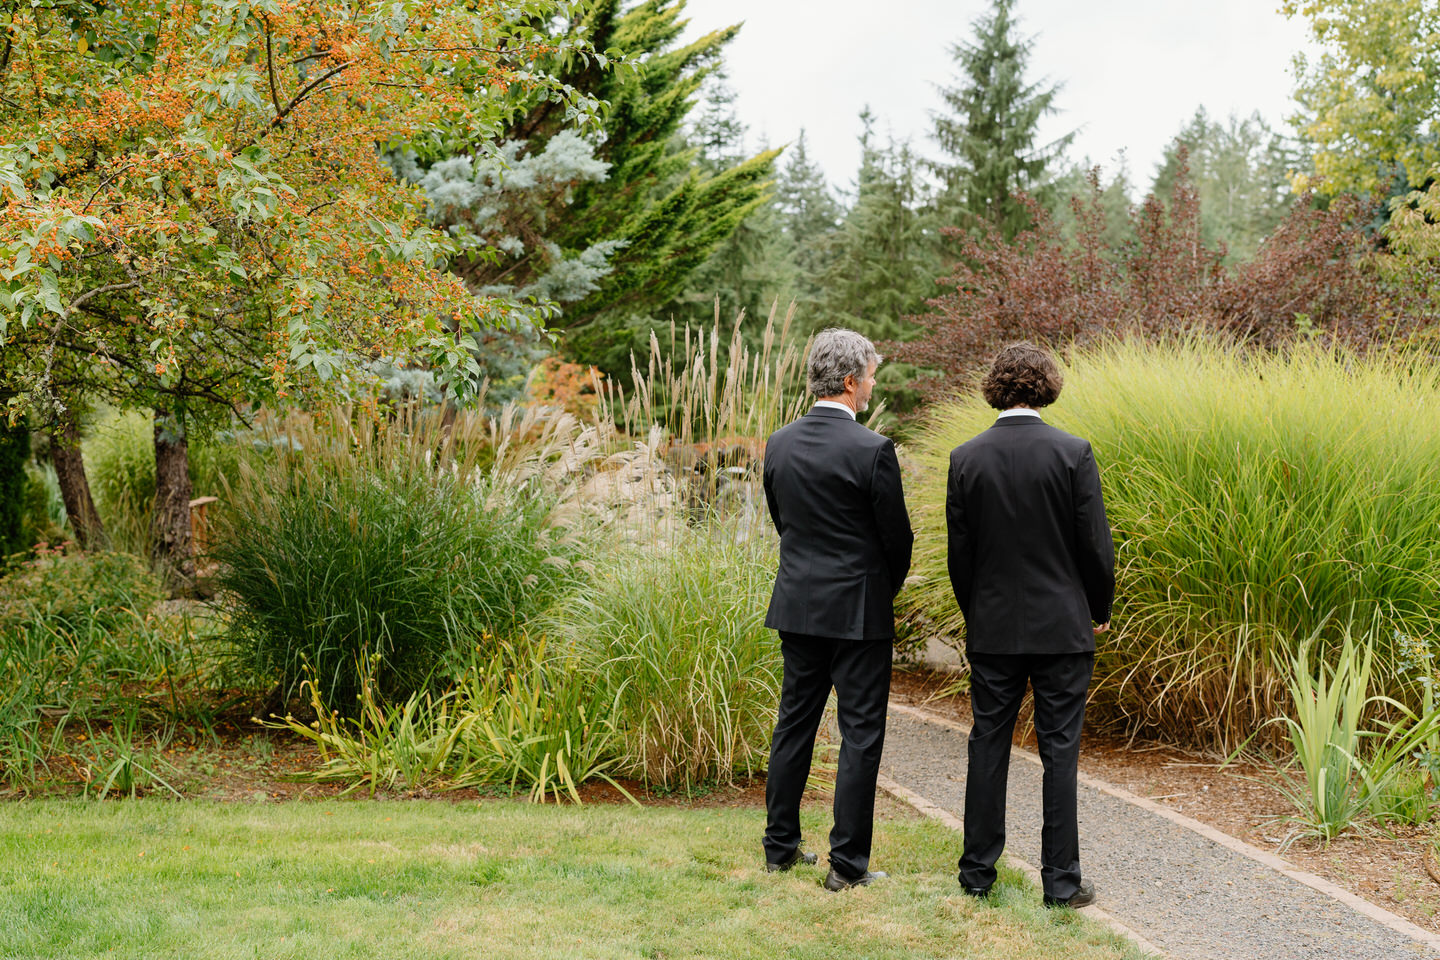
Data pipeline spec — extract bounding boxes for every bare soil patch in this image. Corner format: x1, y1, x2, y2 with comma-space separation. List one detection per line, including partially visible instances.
890, 666, 1440, 932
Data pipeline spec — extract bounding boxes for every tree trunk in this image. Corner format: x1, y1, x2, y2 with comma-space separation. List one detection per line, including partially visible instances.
48, 409, 106, 550
151, 407, 195, 592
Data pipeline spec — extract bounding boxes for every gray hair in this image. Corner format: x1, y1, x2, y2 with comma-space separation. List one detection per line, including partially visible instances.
807, 328, 882, 397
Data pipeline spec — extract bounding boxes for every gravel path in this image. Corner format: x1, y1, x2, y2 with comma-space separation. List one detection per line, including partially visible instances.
880, 703, 1440, 960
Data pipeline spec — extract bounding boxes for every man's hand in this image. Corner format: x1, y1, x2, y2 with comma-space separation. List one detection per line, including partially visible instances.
1093, 622, 1110, 635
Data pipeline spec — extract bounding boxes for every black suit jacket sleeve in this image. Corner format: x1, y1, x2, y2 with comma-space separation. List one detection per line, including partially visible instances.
870, 439, 913, 597
1072, 444, 1116, 623
945, 455, 971, 616
763, 461, 783, 535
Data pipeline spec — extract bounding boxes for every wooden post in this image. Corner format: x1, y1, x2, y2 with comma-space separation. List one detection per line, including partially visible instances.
188, 496, 219, 558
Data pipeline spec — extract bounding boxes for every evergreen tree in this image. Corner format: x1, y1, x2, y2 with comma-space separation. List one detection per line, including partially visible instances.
812, 112, 942, 413
1150, 109, 1304, 262
516, 1, 779, 373
774, 130, 844, 314
930, 0, 1073, 239
690, 72, 750, 174
672, 77, 796, 328
395, 1, 778, 377
817, 112, 942, 341
386, 132, 622, 405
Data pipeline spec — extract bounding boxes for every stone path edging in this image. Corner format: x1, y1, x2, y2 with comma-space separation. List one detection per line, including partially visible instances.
886, 699, 1440, 956
877, 773, 1168, 958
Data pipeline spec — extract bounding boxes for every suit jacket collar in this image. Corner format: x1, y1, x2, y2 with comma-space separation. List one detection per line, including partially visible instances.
806, 406, 856, 421
991, 416, 1045, 428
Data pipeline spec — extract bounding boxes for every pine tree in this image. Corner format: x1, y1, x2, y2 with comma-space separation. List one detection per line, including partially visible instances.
395, 1, 778, 377
690, 73, 750, 174
817, 112, 941, 340
930, 0, 1073, 240
385, 132, 622, 406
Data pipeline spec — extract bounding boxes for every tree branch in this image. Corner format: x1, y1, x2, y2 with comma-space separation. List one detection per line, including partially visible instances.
288, 48, 333, 67
259, 13, 283, 120
68, 281, 138, 314
270, 60, 353, 129
393, 45, 503, 56
38, 281, 140, 395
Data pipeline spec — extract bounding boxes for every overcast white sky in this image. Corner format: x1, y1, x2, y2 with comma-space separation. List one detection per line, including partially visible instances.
679, 0, 1314, 194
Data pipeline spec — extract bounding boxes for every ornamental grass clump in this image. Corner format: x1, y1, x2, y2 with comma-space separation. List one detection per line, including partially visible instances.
0, 547, 187, 715
271, 641, 627, 803
212, 407, 589, 711
904, 337, 1440, 750
549, 531, 782, 793
594, 301, 816, 519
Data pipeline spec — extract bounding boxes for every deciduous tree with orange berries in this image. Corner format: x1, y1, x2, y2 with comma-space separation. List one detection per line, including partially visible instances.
0, 0, 602, 586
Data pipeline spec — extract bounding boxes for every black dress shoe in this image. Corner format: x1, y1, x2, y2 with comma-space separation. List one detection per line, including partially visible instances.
823, 867, 887, 891
765, 849, 818, 873
1043, 878, 1095, 909
960, 883, 992, 899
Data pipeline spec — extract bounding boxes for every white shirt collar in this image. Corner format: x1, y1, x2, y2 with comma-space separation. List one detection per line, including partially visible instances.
813, 400, 857, 420
996, 408, 1042, 420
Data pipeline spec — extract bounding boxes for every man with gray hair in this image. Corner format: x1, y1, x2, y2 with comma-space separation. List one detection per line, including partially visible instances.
761, 328, 913, 891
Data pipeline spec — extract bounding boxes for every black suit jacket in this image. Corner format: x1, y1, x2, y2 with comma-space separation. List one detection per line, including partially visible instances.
946, 415, 1115, 655
763, 407, 914, 641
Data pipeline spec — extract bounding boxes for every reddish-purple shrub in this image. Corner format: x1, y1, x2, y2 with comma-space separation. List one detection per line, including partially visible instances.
894, 160, 1434, 396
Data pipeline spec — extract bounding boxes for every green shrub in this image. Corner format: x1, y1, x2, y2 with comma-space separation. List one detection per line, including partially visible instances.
0, 664, 50, 787
0, 548, 185, 712
549, 530, 782, 793
1261, 628, 1440, 844
1371, 768, 1431, 827
904, 338, 1440, 749
212, 410, 587, 710
21, 462, 69, 550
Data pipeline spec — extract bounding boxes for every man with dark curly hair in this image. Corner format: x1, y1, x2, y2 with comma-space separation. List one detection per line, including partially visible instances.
945, 341, 1115, 909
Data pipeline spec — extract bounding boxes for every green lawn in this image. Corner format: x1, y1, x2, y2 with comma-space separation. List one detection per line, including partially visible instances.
1, 800, 1144, 959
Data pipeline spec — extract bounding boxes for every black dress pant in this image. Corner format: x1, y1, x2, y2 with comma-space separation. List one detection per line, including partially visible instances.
958, 651, 1094, 901
763, 633, 892, 880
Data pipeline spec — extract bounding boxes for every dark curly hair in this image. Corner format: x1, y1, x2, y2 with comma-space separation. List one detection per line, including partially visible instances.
980, 342, 1064, 410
